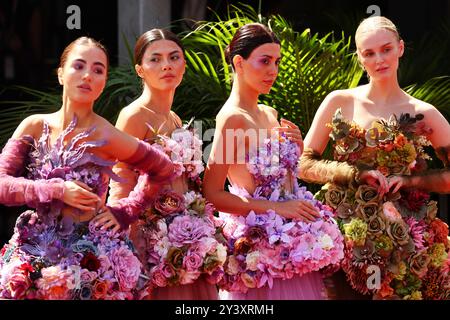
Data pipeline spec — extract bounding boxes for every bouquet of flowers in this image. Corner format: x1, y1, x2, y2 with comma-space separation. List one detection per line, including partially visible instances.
136, 121, 226, 288
137, 190, 226, 288
148, 120, 204, 188
328, 109, 432, 176
218, 134, 344, 293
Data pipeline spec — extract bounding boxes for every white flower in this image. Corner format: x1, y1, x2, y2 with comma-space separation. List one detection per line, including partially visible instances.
215, 243, 227, 264
183, 191, 197, 207
227, 255, 240, 275
156, 219, 168, 238
245, 251, 260, 271
319, 234, 334, 250
154, 236, 170, 257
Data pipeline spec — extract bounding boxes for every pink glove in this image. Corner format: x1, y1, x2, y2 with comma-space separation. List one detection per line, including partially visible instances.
0, 136, 64, 207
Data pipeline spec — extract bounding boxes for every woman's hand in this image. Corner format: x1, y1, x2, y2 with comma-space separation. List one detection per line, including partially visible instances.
273, 118, 304, 153
387, 175, 405, 193
91, 205, 121, 234
63, 180, 101, 212
358, 170, 390, 196
274, 199, 321, 222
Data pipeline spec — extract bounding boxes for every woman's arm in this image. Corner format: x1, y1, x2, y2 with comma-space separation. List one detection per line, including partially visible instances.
107, 107, 146, 205
389, 103, 450, 194
99, 114, 174, 230
299, 91, 360, 185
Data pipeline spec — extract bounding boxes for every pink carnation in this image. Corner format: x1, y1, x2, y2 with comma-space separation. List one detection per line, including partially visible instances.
109, 246, 141, 291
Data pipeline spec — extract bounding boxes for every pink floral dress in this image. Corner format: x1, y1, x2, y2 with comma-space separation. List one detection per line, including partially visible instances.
128, 126, 225, 300
218, 133, 344, 300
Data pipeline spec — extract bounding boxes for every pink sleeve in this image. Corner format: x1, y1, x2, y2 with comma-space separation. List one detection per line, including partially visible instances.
107, 140, 174, 230
0, 136, 65, 207
124, 140, 174, 184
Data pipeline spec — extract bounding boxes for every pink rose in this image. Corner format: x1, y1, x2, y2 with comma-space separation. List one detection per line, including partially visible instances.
179, 269, 200, 285
151, 268, 168, 287
8, 270, 31, 299
183, 252, 203, 271
161, 264, 175, 278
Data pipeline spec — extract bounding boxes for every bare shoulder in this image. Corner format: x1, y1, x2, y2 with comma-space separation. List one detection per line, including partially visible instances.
314, 88, 357, 120
324, 88, 356, 107
170, 110, 183, 127
259, 104, 278, 119
216, 104, 247, 130
12, 114, 46, 139
116, 101, 148, 125
114, 102, 153, 138
411, 97, 439, 115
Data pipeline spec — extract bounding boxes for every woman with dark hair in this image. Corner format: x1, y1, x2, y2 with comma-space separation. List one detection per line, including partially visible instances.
0, 37, 174, 299
203, 23, 344, 300
299, 16, 450, 300
108, 29, 223, 300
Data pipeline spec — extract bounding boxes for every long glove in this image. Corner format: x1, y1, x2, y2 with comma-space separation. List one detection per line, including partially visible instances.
298, 147, 365, 186
0, 136, 65, 207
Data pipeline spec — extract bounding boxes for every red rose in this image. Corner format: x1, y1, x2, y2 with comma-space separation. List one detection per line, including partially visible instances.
18, 262, 35, 273
80, 252, 101, 271
400, 190, 430, 212
154, 190, 185, 216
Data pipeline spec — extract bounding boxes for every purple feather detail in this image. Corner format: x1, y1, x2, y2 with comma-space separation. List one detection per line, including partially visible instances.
27, 115, 114, 197
64, 126, 97, 153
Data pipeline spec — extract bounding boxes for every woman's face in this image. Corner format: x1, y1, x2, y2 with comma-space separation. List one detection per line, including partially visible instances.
58, 45, 107, 104
237, 42, 281, 94
136, 39, 186, 91
356, 28, 404, 81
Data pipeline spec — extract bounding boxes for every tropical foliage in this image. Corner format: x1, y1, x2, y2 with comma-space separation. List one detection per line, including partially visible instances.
0, 4, 448, 149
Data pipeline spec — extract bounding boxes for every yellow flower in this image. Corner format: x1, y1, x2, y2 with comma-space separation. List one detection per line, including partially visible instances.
394, 261, 407, 280
403, 291, 423, 300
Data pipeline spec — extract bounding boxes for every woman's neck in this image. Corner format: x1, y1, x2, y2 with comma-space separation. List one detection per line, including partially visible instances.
366, 76, 405, 106
140, 85, 174, 115
229, 76, 260, 112
59, 94, 95, 129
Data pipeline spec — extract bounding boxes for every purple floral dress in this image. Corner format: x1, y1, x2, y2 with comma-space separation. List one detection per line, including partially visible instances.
0, 117, 145, 300
218, 134, 344, 300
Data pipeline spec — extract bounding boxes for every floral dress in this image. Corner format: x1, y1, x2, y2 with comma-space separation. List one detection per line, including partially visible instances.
218, 133, 344, 300
125, 125, 225, 299
319, 109, 450, 300
0, 118, 144, 300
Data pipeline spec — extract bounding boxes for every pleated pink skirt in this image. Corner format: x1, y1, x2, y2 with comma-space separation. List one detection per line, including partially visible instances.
220, 271, 327, 300
151, 276, 218, 300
